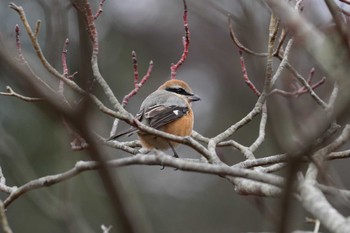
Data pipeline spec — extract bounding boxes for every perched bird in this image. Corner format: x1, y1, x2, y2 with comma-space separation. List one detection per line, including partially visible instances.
109, 79, 200, 156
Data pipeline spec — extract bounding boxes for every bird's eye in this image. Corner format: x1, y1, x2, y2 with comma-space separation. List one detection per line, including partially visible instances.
166, 87, 192, 96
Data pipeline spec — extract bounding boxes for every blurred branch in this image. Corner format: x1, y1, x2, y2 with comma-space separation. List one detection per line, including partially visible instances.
261, 1, 350, 232
228, 13, 328, 108
14, 23, 55, 93
101, 225, 112, 233
238, 49, 261, 96
228, 16, 268, 57
274, 27, 287, 56
0, 41, 141, 233
0, 167, 16, 194
0, 86, 43, 102
77, 0, 127, 114
269, 76, 326, 98
0, 200, 13, 233
94, 0, 106, 20
284, 63, 327, 108
299, 173, 350, 233
3, 0, 350, 232
324, 0, 350, 57
9, 2, 127, 122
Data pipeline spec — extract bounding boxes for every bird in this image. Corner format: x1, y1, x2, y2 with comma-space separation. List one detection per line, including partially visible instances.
109, 79, 200, 156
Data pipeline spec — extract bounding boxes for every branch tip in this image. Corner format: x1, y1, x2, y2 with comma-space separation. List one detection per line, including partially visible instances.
170, 0, 190, 79
34, 20, 41, 38
9, 2, 21, 12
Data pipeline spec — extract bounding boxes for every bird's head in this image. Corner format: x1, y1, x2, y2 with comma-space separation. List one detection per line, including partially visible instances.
158, 79, 201, 102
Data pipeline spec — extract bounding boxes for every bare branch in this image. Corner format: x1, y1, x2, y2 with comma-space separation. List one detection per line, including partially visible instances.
299, 176, 350, 233
238, 49, 261, 96
269, 76, 326, 98
274, 27, 287, 56
0, 86, 43, 102
94, 0, 106, 20
228, 16, 268, 57
284, 63, 327, 108
0, 200, 13, 233
249, 104, 267, 152
14, 24, 55, 93
270, 38, 294, 86
34, 20, 41, 38
327, 82, 339, 109
3, 152, 285, 208
0, 167, 16, 194
122, 52, 153, 106
10, 2, 129, 122
170, 0, 190, 79
79, 0, 127, 114
58, 38, 70, 96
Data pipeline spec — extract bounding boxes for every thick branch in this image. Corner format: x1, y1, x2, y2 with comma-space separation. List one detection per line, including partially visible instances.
3, 152, 285, 208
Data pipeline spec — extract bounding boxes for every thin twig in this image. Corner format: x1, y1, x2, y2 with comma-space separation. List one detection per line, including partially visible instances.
238, 49, 261, 96
94, 0, 106, 20
80, 0, 126, 113
269, 76, 326, 97
34, 20, 41, 38
59, 38, 70, 96
228, 16, 268, 57
122, 52, 153, 106
170, 0, 190, 79
228, 12, 327, 109
274, 27, 287, 56
0, 86, 43, 102
14, 24, 55, 93
207, 16, 278, 154
284, 61, 327, 108
10, 2, 128, 121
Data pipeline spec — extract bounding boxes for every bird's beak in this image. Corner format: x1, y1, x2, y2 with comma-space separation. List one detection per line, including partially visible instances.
188, 94, 201, 102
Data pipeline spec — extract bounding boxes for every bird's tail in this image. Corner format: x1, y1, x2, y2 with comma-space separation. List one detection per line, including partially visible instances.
107, 127, 138, 141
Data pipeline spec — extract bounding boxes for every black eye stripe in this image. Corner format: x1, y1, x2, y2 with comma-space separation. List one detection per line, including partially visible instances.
165, 87, 193, 96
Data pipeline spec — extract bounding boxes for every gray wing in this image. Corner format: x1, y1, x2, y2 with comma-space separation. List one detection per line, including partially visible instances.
143, 104, 188, 129
137, 90, 189, 129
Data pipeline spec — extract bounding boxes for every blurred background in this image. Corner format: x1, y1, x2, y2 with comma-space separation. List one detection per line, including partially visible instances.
1, 0, 350, 232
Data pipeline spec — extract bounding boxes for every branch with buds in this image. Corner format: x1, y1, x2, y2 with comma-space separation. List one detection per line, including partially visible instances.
2, 0, 350, 233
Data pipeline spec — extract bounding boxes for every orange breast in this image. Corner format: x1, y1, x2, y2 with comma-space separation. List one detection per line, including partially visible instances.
138, 109, 194, 150
161, 109, 194, 137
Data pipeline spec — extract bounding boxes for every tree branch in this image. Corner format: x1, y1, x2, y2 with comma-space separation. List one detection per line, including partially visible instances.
3, 151, 285, 208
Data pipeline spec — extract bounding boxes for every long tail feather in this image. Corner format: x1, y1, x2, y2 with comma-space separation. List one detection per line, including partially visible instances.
108, 127, 138, 141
